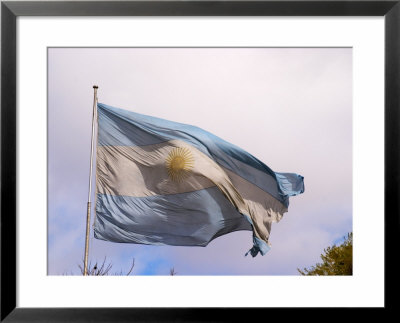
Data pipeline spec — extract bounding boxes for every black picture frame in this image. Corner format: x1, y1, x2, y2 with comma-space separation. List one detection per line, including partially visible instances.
1, 0, 398, 321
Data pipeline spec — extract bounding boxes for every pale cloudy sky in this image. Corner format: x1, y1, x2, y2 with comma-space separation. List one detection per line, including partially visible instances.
48, 47, 352, 275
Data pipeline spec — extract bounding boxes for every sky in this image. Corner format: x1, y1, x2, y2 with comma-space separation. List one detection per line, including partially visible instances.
48, 47, 352, 275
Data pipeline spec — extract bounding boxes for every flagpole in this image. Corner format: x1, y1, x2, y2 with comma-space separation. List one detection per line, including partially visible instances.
84, 85, 98, 276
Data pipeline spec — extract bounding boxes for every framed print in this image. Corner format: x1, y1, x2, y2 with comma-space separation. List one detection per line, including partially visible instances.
1, 0, 399, 321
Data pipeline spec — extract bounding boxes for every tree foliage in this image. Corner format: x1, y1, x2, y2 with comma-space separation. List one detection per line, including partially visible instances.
298, 232, 352, 276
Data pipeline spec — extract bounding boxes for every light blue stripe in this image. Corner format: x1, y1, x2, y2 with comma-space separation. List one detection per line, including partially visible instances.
241, 214, 272, 257
94, 187, 252, 246
97, 103, 305, 207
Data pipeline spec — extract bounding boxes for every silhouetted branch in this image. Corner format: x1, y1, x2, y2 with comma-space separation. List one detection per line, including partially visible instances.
125, 258, 135, 276
78, 256, 135, 276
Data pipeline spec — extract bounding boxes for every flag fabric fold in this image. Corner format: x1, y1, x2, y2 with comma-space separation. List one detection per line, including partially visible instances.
94, 103, 304, 256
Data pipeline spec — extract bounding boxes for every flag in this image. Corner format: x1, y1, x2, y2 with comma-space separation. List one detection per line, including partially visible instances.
93, 103, 304, 257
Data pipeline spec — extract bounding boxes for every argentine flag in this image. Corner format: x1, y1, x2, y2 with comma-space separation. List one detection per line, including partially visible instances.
94, 103, 304, 257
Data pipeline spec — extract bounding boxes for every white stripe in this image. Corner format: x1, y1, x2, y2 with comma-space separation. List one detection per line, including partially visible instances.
97, 141, 216, 197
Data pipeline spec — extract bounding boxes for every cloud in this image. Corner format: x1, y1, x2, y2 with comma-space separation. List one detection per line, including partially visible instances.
48, 48, 352, 275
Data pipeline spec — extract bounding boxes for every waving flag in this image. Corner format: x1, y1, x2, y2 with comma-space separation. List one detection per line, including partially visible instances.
93, 103, 304, 256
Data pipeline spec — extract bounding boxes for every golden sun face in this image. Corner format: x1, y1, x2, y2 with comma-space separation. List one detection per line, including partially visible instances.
165, 147, 194, 182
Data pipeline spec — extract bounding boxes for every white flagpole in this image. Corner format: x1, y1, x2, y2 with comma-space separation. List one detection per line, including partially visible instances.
84, 85, 98, 276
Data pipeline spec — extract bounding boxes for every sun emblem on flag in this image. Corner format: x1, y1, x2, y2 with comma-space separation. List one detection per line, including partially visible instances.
165, 147, 194, 182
